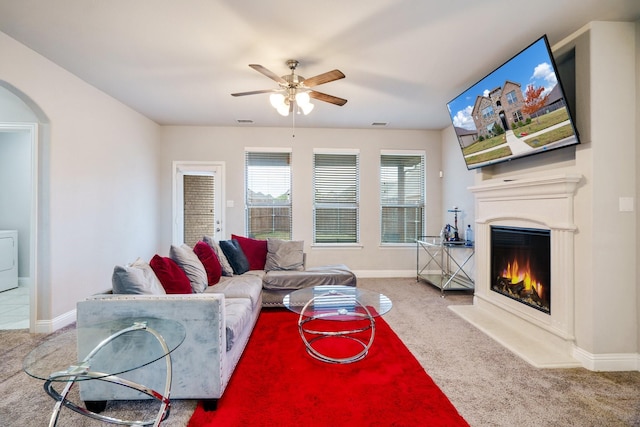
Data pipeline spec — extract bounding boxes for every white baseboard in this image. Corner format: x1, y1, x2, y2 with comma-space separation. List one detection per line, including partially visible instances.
34, 309, 76, 334
353, 269, 415, 278
572, 346, 640, 372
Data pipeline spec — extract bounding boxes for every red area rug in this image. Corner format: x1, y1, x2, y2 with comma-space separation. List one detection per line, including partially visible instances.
188, 309, 469, 427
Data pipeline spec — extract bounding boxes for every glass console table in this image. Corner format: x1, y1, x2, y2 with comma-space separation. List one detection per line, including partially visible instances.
416, 236, 475, 296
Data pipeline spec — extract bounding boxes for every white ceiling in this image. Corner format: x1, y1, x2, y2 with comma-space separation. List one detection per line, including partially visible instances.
1, 0, 639, 130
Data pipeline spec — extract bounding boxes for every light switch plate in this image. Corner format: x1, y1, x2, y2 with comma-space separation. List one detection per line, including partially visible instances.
619, 197, 634, 212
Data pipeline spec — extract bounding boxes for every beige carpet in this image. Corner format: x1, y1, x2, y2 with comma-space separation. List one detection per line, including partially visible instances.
1, 278, 639, 426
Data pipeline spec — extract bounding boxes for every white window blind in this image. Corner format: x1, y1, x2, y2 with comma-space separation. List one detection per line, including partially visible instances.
245, 151, 292, 239
380, 153, 425, 243
313, 152, 359, 243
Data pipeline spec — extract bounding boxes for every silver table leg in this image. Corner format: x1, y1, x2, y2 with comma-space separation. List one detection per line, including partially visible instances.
297, 293, 376, 364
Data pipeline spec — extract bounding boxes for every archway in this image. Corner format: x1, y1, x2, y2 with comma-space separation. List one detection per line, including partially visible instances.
0, 81, 50, 332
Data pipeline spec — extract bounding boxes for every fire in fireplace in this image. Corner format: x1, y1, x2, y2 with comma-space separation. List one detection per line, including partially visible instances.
490, 226, 551, 314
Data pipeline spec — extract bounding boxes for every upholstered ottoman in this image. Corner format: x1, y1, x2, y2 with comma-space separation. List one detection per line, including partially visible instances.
261, 264, 357, 307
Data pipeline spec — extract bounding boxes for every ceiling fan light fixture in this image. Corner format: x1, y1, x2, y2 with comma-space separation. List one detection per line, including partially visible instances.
233, 60, 346, 121
276, 103, 290, 116
269, 93, 286, 109
295, 91, 310, 106
300, 102, 314, 115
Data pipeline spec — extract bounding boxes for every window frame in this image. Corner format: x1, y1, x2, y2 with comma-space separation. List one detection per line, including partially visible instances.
244, 148, 293, 240
312, 148, 360, 246
379, 150, 426, 245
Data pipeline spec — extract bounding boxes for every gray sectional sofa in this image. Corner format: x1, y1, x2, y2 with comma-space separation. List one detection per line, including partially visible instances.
75, 237, 356, 411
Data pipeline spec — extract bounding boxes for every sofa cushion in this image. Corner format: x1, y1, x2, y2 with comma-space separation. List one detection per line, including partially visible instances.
231, 234, 267, 270
263, 264, 356, 290
220, 239, 250, 275
170, 244, 208, 293
193, 241, 222, 286
206, 274, 263, 308
112, 258, 166, 295
203, 236, 235, 276
150, 255, 193, 294
224, 298, 253, 351
265, 239, 304, 271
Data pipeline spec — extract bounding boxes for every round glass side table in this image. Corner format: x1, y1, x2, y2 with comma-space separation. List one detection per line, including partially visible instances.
283, 285, 392, 364
23, 317, 185, 427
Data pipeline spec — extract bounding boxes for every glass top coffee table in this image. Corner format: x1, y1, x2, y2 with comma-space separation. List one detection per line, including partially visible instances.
23, 317, 185, 427
283, 285, 392, 364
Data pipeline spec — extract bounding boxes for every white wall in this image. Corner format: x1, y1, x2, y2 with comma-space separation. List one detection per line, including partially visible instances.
160, 126, 442, 274
0, 31, 161, 330
440, 21, 639, 361
440, 126, 475, 233
636, 19, 640, 362
0, 131, 31, 276
587, 22, 637, 356
0, 85, 39, 121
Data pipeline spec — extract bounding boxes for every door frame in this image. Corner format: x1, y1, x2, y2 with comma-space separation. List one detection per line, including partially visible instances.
0, 122, 38, 332
172, 161, 225, 245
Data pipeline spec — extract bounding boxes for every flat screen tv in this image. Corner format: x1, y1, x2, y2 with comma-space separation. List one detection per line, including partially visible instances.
447, 35, 580, 170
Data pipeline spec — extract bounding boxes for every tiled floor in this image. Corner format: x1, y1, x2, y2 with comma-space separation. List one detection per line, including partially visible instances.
0, 285, 29, 329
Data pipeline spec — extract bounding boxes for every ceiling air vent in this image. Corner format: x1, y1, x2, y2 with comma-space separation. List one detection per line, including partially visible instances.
236, 119, 254, 124
371, 122, 388, 127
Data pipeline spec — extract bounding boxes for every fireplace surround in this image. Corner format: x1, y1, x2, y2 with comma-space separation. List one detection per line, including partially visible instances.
450, 173, 582, 368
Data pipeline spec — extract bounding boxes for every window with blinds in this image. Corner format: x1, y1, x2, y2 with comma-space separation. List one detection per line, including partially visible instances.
245, 150, 292, 240
380, 152, 425, 243
313, 151, 359, 244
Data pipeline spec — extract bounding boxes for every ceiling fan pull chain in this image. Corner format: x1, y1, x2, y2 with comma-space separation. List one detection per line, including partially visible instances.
292, 106, 296, 138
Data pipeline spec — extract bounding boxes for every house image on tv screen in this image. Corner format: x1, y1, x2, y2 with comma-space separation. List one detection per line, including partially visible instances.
471, 80, 526, 139
471, 80, 568, 140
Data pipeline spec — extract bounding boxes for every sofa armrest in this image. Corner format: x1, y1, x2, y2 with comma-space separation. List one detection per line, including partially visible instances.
76, 293, 228, 400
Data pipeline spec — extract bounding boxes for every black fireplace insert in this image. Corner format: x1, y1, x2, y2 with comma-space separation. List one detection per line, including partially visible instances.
490, 226, 551, 314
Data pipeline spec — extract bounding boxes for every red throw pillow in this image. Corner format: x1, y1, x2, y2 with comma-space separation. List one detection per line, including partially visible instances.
231, 234, 267, 270
193, 241, 222, 286
149, 255, 193, 294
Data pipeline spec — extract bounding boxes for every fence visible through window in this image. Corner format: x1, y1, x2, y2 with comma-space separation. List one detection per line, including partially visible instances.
245, 150, 292, 240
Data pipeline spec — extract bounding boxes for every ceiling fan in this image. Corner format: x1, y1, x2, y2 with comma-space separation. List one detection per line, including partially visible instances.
231, 59, 347, 116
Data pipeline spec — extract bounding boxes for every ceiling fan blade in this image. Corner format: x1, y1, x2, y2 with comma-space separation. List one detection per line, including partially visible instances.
309, 90, 348, 106
231, 89, 280, 97
249, 64, 287, 84
303, 69, 345, 87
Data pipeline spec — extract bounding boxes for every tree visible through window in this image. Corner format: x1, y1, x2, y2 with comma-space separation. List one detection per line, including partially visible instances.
313, 151, 359, 244
245, 150, 292, 239
380, 152, 425, 243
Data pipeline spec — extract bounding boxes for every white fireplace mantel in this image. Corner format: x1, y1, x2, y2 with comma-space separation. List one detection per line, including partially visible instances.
450, 173, 583, 368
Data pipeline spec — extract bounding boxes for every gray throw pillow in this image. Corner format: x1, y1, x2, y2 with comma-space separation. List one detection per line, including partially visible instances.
112, 258, 166, 295
170, 244, 208, 293
265, 239, 305, 271
203, 235, 235, 276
